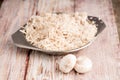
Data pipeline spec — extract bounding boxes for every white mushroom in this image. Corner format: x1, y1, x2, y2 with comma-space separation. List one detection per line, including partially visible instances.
74, 56, 92, 73
59, 54, 76, 73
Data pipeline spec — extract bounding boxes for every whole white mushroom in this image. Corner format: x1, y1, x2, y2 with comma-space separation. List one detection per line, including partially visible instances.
74, 56, 92, 73
59, 54, 76, 73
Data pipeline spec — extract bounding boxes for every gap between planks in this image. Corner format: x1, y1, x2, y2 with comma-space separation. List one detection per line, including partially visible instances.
24, 50, 32, 80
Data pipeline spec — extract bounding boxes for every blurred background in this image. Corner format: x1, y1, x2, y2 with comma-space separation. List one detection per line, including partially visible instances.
112, 0, 120, 39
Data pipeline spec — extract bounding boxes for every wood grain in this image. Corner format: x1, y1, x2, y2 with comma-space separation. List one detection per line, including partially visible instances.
75, 0, 120, 80
26, 0, 120, 80
0, 0, 119, 80
0, 0, 37, 80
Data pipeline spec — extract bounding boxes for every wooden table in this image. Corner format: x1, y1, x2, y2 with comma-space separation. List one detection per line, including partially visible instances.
0, 0, 120, 80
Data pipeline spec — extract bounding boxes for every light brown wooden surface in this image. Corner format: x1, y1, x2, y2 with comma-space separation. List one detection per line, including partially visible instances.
0, 0, 120, 80
0, 0, 37, 80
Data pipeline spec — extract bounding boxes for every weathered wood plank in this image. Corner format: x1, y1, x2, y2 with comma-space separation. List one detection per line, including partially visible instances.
0, 0, 119, 80
0, 0, 37, 80
75, 0, 120, 80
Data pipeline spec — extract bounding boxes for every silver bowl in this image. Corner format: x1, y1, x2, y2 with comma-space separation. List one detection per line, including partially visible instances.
12, 16, 106, 55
